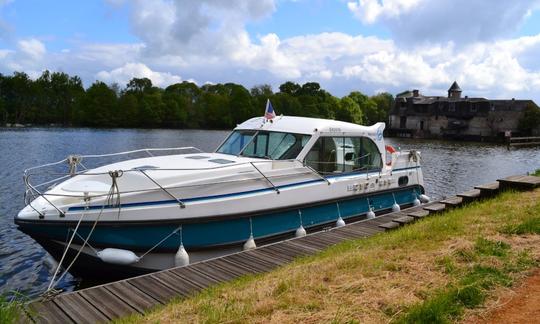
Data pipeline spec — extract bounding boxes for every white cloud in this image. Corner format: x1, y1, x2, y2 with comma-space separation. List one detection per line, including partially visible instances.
17, 38, 46, 60
348, 0, 540, 45
96, 62, 183, 87
348, 0, 421, 24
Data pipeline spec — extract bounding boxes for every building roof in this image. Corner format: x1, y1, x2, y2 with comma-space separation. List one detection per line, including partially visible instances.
448, 81, 461, 92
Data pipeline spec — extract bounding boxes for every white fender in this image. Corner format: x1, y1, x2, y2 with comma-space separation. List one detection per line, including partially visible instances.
243, 235, 257, 250
174, 244, 190, 267
295, 225, 306, 237
392, 203, 401, 212
97, 248, 140, 265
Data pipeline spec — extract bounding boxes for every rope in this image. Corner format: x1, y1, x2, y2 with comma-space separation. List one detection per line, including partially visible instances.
67, 155, 82, 176
43, 171, 121, 295
45, 201, 88, 292
138, 226, 182, 260
106, 170, 123, 208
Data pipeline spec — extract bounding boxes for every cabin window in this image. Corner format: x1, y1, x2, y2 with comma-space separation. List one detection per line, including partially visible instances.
217, 130, 311, 160
305, 136, 382, 174
216, 130, 256, 155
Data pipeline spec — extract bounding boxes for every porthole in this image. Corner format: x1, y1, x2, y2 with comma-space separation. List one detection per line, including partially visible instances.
398, 176, 409, 186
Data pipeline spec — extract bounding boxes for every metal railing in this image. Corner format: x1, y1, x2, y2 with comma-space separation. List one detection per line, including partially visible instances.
22, 147, 327, 217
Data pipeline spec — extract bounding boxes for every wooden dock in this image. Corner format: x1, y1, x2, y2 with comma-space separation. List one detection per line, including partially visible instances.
507, 136, 540, 148
21, 174, 539, 323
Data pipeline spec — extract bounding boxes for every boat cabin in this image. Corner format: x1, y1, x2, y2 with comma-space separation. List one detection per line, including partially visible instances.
217, 116, 386, 175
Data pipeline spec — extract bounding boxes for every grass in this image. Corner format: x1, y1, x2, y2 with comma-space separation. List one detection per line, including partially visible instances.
0, 294, 25, 324
117, 189, 540, 324
533, 169, 540, 176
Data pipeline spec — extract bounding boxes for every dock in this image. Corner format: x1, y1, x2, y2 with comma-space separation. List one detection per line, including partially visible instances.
507, 136, 540, 148
21, 174, 539, 323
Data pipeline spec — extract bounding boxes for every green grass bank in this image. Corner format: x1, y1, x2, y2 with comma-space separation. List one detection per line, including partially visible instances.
116, 188, 540, 324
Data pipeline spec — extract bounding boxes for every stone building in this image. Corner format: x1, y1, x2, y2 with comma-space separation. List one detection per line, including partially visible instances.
387, 82, 538, 140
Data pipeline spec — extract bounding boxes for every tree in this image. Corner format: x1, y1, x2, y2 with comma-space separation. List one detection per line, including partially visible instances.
126, 78, 153, 94
371, 92, 394, 123
279, 81, 301, 95
518, 103, 540, 135
347, 91, 379, 125
77, 81, 117, 127
337, 97, 364, 124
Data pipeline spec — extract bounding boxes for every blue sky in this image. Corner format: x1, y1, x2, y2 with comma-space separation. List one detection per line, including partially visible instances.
1, 0, 540, 101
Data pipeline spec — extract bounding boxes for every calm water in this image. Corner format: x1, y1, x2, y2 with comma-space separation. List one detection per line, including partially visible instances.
0, 128, 539, 297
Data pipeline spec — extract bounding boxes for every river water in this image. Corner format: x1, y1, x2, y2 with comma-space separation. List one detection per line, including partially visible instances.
0, 127, 539, 297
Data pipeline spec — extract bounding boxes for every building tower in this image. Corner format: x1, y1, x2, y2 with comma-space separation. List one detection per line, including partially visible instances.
448, 81, 462, 99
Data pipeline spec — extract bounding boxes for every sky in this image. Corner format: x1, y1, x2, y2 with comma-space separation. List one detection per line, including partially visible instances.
1, 0, 540, 101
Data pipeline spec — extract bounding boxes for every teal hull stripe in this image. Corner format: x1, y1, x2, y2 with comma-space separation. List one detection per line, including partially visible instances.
68, 166, 421, 212
24, 186, 422, 251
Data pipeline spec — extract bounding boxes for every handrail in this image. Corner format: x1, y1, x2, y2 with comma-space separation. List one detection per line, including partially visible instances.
138, 169, 186, 208
250, 162, 279, 194
23, 146, 202, 175
22, 156, 313, 213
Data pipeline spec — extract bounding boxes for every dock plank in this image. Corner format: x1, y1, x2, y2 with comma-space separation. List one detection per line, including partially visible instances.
379, 222, 400, 230
474, 181, 500, 192
440, 196, 463, 207
170, 267, 220, 289
208, 258, 260, 276
407, 209, 430, 218
262, 241, 313, 257
78, 287, 139, 318
151, 270, 202, 296
255, 247, 298, 263
393, 216, 415, 225
53, 292, 109, 324
423, 203, 446, 213
498, 175, 540, 189
457, 189, 481, 200
331, 226, 373, 238
104, 281, 160, 313
28, 300, 74, 324
189, 262, 241, 282
127, 276, 179, 304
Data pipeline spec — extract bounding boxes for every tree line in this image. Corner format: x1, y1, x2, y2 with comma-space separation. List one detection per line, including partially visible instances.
0, 71, 394, 129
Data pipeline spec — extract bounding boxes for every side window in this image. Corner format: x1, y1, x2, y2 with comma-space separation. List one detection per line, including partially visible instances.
358, 137, 382, 171
305, 136, 382, 174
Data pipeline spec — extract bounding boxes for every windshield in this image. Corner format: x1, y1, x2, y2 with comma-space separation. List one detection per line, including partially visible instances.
217, 130, 311, 160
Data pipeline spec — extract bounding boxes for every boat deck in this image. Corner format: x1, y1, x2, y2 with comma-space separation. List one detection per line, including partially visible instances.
21, 174, 539, 323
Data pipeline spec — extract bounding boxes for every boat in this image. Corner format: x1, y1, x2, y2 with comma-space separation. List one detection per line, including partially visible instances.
15, 115, 427, 280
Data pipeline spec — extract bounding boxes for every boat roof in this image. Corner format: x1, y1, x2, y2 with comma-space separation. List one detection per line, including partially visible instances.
235, 116, 385, 136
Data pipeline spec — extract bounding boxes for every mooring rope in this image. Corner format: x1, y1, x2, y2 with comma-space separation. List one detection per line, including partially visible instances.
42, 171, 122, 298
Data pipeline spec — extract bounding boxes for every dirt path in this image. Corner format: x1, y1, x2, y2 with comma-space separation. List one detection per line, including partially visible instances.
470, 269, 540, 324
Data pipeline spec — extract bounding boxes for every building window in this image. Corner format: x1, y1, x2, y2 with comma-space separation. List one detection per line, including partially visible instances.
449, 102, 455, 112
420, 121, 424, 130
400, 116, 407, 128
470, 104, 477, 113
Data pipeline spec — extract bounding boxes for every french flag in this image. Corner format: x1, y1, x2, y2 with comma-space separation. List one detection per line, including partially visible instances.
264, 99, 276, 120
